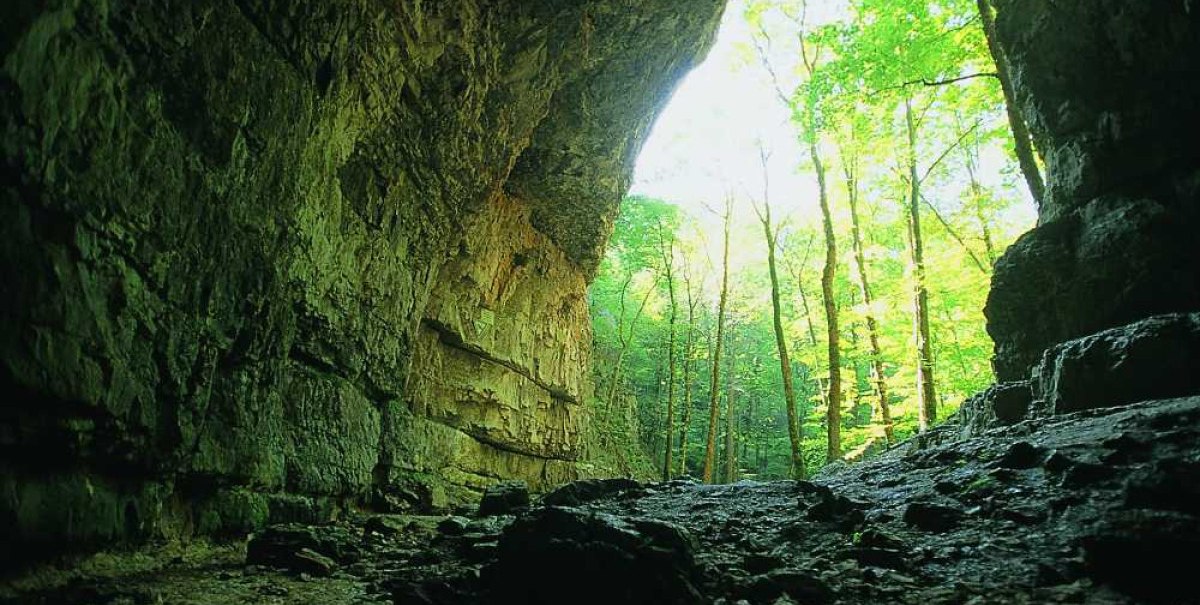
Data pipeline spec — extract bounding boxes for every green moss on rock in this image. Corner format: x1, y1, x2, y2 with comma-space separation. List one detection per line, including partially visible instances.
0, 0, 724, 564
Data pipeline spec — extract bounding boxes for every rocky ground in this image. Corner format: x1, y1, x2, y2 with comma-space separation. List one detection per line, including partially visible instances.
3, 395, 1197, 605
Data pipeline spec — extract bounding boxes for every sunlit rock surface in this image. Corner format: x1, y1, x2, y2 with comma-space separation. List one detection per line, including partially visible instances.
0, 0, 724, 561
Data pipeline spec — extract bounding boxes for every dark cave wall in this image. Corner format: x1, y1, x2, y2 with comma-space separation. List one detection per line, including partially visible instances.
0, 0, 724, 558
986, 0, 1200, 382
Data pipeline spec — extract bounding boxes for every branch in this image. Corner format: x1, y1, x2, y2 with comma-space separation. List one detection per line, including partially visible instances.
919, 193, 990, 275
751, 25, 793, 108
750, 143, 773, 226
873, 72, 999, 97
908, 72, 999, 88
919, 121, 982, 185
655, 218, 676, 279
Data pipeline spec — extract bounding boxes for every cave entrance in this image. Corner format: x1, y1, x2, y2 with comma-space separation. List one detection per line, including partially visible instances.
588, 0, 1037, 482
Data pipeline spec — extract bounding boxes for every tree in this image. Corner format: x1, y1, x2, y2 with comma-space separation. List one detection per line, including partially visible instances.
838, 126, 895, 444
804, 0, 994, 433
795, 10, 844, 464
702, 194, 733, 484
975, 0, 1044, 207
603, 273, 657, 413
905, 97, 938, 431
751, 146, 807, 479
591, 0, 1037, 478
678, 258, 701, 476
723, 322, 738, 484
753, 0, 844, 464
657, 221, 679, 480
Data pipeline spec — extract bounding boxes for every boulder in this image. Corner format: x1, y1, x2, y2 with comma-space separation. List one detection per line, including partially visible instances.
987, 199, 1200, 383
797, 482, 867, 533
291, 548, 336, 577
994, 441, 1045, 470
487, 507, 703, 604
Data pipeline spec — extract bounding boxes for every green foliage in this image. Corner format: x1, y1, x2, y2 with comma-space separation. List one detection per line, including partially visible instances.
589, 0, 1035, 480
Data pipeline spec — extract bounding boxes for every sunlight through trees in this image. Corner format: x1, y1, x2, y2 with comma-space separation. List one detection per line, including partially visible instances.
590, 0, 1038, 481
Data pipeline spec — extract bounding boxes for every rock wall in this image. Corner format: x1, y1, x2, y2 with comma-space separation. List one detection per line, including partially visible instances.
0, 0, 724, 560
986, 0, 1200, 382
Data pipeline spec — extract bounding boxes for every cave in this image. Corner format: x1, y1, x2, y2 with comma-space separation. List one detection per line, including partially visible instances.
1, 1, 1197, 604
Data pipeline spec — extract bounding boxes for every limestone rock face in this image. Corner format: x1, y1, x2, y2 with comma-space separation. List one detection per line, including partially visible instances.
1031, 313, 1200, 418
986, 1, 1200, 381
0, 0, 724, 560
961, 314, 1200, 436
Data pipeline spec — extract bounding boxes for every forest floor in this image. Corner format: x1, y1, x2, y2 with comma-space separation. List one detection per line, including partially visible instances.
3, 396, 1198, 605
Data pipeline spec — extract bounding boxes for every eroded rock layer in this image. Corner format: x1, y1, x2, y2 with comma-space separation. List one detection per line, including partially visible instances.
986, 0, 1200, 381
0, 0, 724, 561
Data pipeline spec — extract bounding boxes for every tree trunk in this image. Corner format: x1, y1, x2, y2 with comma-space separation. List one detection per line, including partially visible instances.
964, 155, 998, 264
702, 196, 733, 484
604, 278, 656, 413
975, 199, 997, 265
976, 0, 1045, 207
659, 227, 678, 481
811, 137, 842, 464
906, 98, 938, 432
796, 276, 818, 347
723, 327, 737, 484
678, 273, 697, 476
841, 144, 895, 444
756, 154, 807, 479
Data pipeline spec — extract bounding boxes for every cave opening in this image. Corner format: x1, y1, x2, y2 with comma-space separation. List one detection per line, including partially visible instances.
3, 0, 1198, 602
590, 0, 1037, 483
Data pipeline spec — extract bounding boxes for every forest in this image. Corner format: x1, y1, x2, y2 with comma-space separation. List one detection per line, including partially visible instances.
589, 0, 1039, 481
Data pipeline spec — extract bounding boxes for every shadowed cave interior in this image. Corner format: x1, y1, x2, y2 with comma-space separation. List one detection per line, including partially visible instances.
1, 0, 1198, 603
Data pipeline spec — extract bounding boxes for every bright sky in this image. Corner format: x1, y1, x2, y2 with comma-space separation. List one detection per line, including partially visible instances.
631, 0, 815, 218
629, 0, 1036, 245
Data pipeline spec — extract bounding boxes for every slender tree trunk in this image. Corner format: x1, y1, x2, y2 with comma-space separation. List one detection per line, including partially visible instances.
678, 274, 697, 476
906, 98, 938, 432
602, 275, 631, 413
939, 301, 971, 378
650, 360, 665, 454
841, 144, 895, 444
723, 327, 737, 484
964, 157, 998, 264
975, 200, 997, 265
681, 273, 700, 477
604, 277, 656, 413
743, 380, 752, 469
702, 197, 732, 484
659, 228, 678, 481
756, 152, 807, 479
976, 0, 1044, 207
796, 277, 818, 347
811, 137, 842, 464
